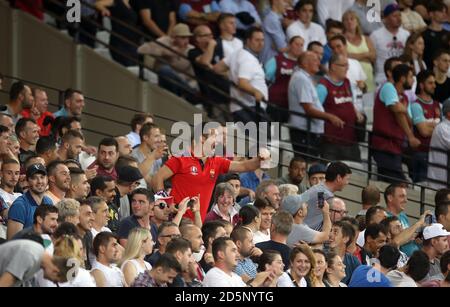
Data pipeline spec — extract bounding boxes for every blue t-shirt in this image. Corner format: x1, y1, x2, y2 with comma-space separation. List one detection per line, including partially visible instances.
342, 253, 362, 285
8, 192, 53, 228
379, 82, 399, 107
348, 265, 392, 287
53, 107, 69, 118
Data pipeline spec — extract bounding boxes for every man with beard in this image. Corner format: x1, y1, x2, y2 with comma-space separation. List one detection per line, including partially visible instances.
0, 159, 22, 218
2, 81, 33, 124
12, 205, 59, 253
276, 157, 308, 194
53, 88, 85, 119
77, 199, 95, 269
66, 168, 90, 200
56, 130, 84, 161
231, 226, 259, 282
7, 164, 53, 239
371, 64, 420, 183
90, 176, 118, 233
88, 137, 119, 181
410, 71, 441, 183
15, 118, 40, 165
45, 160, 71, 204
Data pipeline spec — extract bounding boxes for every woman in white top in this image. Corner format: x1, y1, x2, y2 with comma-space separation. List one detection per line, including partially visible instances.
277, 245, 313, 287
325, 252, 347, 287
312, 249, 327, 287
118, 227, 154, 286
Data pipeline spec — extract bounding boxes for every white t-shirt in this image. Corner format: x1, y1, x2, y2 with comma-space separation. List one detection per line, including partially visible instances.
277, 270, 308, 287
286, 21, 327, 49
224, 48, 268, 113
317, 0, 355, 26
0, 188, 21, 207
253, 230, 270, 244
91, 226, 111, 239
37, 267, 97, 287
203, 267, 247, 287
370, 26, 410, 85
221, 37, 243, 59
347, 58, 367, 111
91, 262, 125, 287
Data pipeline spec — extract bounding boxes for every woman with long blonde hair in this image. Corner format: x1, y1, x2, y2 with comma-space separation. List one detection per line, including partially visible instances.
119, 227, 153, 286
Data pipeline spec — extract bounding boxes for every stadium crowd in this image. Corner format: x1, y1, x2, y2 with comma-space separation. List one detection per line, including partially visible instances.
0, 0, 449, 288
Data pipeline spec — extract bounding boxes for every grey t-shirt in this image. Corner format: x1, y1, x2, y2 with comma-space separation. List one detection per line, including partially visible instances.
0, 240, 44, 286
300, 183, 334, 230
131, 148, 163, 176
287, 223, 319, 247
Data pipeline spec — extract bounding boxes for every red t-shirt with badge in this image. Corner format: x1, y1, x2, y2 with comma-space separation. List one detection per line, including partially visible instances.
165, 156, 231, 221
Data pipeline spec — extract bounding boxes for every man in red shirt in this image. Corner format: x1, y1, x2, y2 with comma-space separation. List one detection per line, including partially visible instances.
153, 134, 268, 222
21, 88, 54, 137
88, 137, 119, 180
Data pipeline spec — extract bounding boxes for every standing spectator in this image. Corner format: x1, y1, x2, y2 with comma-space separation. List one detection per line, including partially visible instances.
284, 195, 331, 246
132, 253, 181, 287
217, 13, 243, 59
67, 0, 98, 48
356, 184, 381, 221
328, 221, 361, 284
213, 27, 268, 124
301, 162, 352, 231
398, 0, 427, 32
343, 9, 376, 94
256, 210, 293, 268
231, 226, 259, 282
178, 0, 221, 30
91, 231, 126, 287
254, 180, 281, 209
239, 168, 270, 198
324, 252, 347, 287
421, 223, 450, 281
21, 88, 54, 137
205, 183, 240, 226
422, 1, 450, 69
88, 138, 120, 180
133, 0, 176, 38
7, 164, 53, 239
53, 89, 85, 119
265, 36, 305, 123
349, 0, 394, 35
219, 0, 262, 38
45, 161, 71, 204
435, 192, 450, 233
289, 52, 343, 160
371, 64, 420, 182
276, 157, 308, 194
370, 4, 410, 85
286, 0, 327, 47
253, 198, 276, 244
277, 245, 312, 287
410, 70, 440, 182
260, 0, 287, 65
307, 164, 327, 187
15, 118, 40, 165
89, 196, 111, 238
119, 227, 153, 286
2, 81, 33, 124
0, 113, 14, 133
401, 32, 427, 76
316, 0, 355, 26
432, 49, 450, 104
126, 113, 154, 148
316, 52, 363, 161
428, 98, 450, 188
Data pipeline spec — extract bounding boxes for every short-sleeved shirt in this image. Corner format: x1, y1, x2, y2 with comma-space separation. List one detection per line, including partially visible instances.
288, 68, 324, 134
286, 21, 327, 48
348, 265, 392, 287
218, 0, 261, 30
165, 156, 231, 221
134, 0, 176, 34
0, 240, 45, 287
342, 253, 362, 285
387, 211, 419, 257
256, 240, 291, 269
88, 160, 118, 180
117, 215, 141, 239
178, 0, 220, 21
203, 267, 247, 287
132, 270, 164, 287
287, 223, 319, 247
234, 257, 257, 279
131, 147, 163, 176
260, 10, 286, 65
8, 192, 53, 228
300, 182, 334, 230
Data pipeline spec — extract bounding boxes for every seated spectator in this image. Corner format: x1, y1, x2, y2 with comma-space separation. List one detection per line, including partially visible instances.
357, 205, 388, 248
321, 19, 345, 67
219, 0, 262, 38
277, 245, 312, 287
165, 238, 197, 287
147, 222, 181, 266
231, 226, 260, 282
45, 160, 71, 204
432, 49, 450, 104
287, 0, 326, 47
388, 250, 430, 287
21, 88, 54, 137
205, 183, 240, 226
0, 159, 22, 213
422, 250, 450, 287
324, 251, 347, 287
77, 199, 95, 270
343, 9, 376, 93
36, 137, 58, 166
89, 196, 111, 239
55, 199, 80, 226
256, 210, 293, 269
0, 113, 14, 133
253, 198, 276, 244
421, 223, 450, 281
126, 113, 154, 148
113, 166, 143, 220
15, 118, 40, 165
138, 24, 198, 102
180, 223, 205, 282
54, 89, 85, 119
257, 250, 285, 277
115, 136, 132, 157
260, 0, 288, 65
428, 98, 450, 188
265, 36, 304, 123
131, 253, 181, 287
119, 227, 153, 286
200, 221, 228, 273
341, 216, 363, 262
91, 231, 126, 287
88, 138, 120, 180
356, 184, 381, 223
398, 0, 427, 32
217, 13, 243, 59
56, 130, 84, 163
283, 195, 331, 246
361, 223, 388, 265
276, 157, 308, 194
66, 168, 90, 200
91, 175, 119, 233
1, 81, 32, 124
133, 0, 176, 38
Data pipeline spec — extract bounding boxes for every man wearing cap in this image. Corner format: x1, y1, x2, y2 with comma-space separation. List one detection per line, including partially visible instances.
422, 223, 450, 281
7, 164, 53, 239
370, 3, 410, 85
428, 98, 450, 189
283, 194, 332, 247
113, 166, 143, 220
137, 23, 198, 100
307, 163, 327, 187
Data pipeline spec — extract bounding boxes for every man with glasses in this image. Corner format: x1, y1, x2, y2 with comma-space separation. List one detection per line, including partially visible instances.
147, 222, 181, 266
330, 198, 348, 223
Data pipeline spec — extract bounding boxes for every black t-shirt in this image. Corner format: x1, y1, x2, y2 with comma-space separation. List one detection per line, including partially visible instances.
255, 240, 292, 270
134, 0, 177, 36
423, 28, 450, 68
117, 214, 141, 239
434, 77, 450, 104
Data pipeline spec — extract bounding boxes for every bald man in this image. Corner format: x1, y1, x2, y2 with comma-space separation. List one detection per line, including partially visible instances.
115, 136, 133, 157
330, 198, 348, 223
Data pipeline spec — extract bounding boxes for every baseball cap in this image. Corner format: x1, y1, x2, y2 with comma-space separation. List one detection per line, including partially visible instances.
281, 194, 309, 216
442, 98, 450, 116
154, 192, 174, 205
117, 166, 143, 183
423, 223, 450, 240
383, 3, 400, 17
172, 23, 193, 37
26, 163, 47, 178
308, 164, 327, 177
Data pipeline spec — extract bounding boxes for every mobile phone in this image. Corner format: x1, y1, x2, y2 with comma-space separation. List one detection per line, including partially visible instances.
425, 214, 433, 225
317, 192, 324, 209
187, 199, 195, 209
